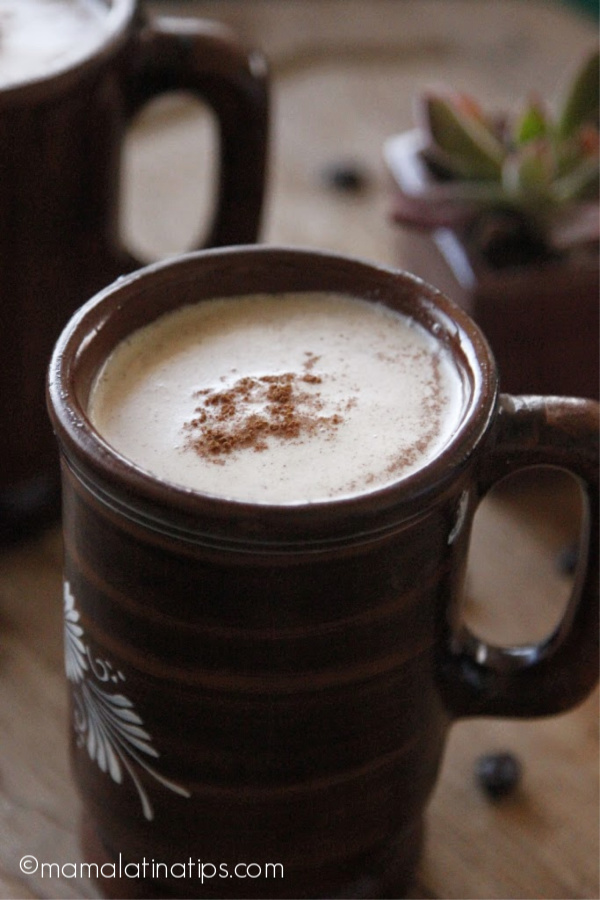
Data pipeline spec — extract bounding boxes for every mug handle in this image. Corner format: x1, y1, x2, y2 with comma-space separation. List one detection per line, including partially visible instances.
120, 15, 268, 255
439, 394, 599, 719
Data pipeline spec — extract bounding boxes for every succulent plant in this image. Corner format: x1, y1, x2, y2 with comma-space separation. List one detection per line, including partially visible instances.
398, 50, 599, 260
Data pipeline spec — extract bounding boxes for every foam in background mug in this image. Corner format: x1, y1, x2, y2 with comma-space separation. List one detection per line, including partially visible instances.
47, 246, 599, 900
0, 0, 268, 540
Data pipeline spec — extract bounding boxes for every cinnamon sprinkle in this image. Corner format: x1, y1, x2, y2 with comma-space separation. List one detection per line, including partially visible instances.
183, 369, 344, 459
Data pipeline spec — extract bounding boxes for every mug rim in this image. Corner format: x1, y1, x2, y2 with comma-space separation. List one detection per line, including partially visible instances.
0, 0, 136, 103
47, 245, 499, 547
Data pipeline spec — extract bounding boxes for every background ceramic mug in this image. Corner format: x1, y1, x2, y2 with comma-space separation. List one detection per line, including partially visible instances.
0, 0, 268, 541
47, 246, 598, 899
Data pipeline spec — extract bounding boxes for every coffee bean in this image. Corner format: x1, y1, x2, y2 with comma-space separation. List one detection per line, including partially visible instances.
322, 161, 369, 192
475, 751, 522, 799
557, 542, 578, 576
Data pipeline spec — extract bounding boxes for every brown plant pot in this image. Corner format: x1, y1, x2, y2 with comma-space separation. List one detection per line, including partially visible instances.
384, 132, 599, 400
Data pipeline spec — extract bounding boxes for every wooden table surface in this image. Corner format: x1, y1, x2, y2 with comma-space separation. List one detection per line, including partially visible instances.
1, 2, 598, 898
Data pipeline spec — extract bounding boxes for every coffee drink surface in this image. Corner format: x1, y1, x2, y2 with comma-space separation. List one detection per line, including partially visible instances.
0, 0, 111, 88
89, 292, 466, 504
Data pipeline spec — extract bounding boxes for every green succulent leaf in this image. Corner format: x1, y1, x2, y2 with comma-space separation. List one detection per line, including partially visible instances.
412, 55, 599, 252
422, 92, 505, 180
502, 142, 554, 202
553, 157, 600, 202
514, 97, 549, 145
557, 50, 599, 140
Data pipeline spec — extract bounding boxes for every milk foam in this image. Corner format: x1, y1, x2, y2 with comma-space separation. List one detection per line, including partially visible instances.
0, 0, 111, 88
89, 293, 466, 504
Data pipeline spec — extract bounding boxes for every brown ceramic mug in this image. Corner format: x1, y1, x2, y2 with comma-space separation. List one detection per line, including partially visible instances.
47, 246, 598, 899
0, 0, 268, 541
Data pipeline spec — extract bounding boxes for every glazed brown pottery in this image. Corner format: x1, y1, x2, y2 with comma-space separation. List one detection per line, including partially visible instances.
384, 131, 599, 400
0, 0, 268, 541
47, 246, 599, 899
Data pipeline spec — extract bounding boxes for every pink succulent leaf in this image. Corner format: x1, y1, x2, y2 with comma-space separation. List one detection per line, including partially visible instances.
389, 190, 479, 229
550, 203, 600, 249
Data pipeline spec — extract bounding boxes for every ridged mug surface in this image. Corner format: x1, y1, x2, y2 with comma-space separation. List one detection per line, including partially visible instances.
49, 247, 599, 898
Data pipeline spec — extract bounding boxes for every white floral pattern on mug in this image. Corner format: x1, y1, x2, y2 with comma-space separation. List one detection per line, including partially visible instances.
63, 582, 191, 820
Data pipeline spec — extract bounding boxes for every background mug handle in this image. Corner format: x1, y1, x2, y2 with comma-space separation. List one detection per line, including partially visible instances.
119, 14, 269, 264
439, 394, 599, 719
